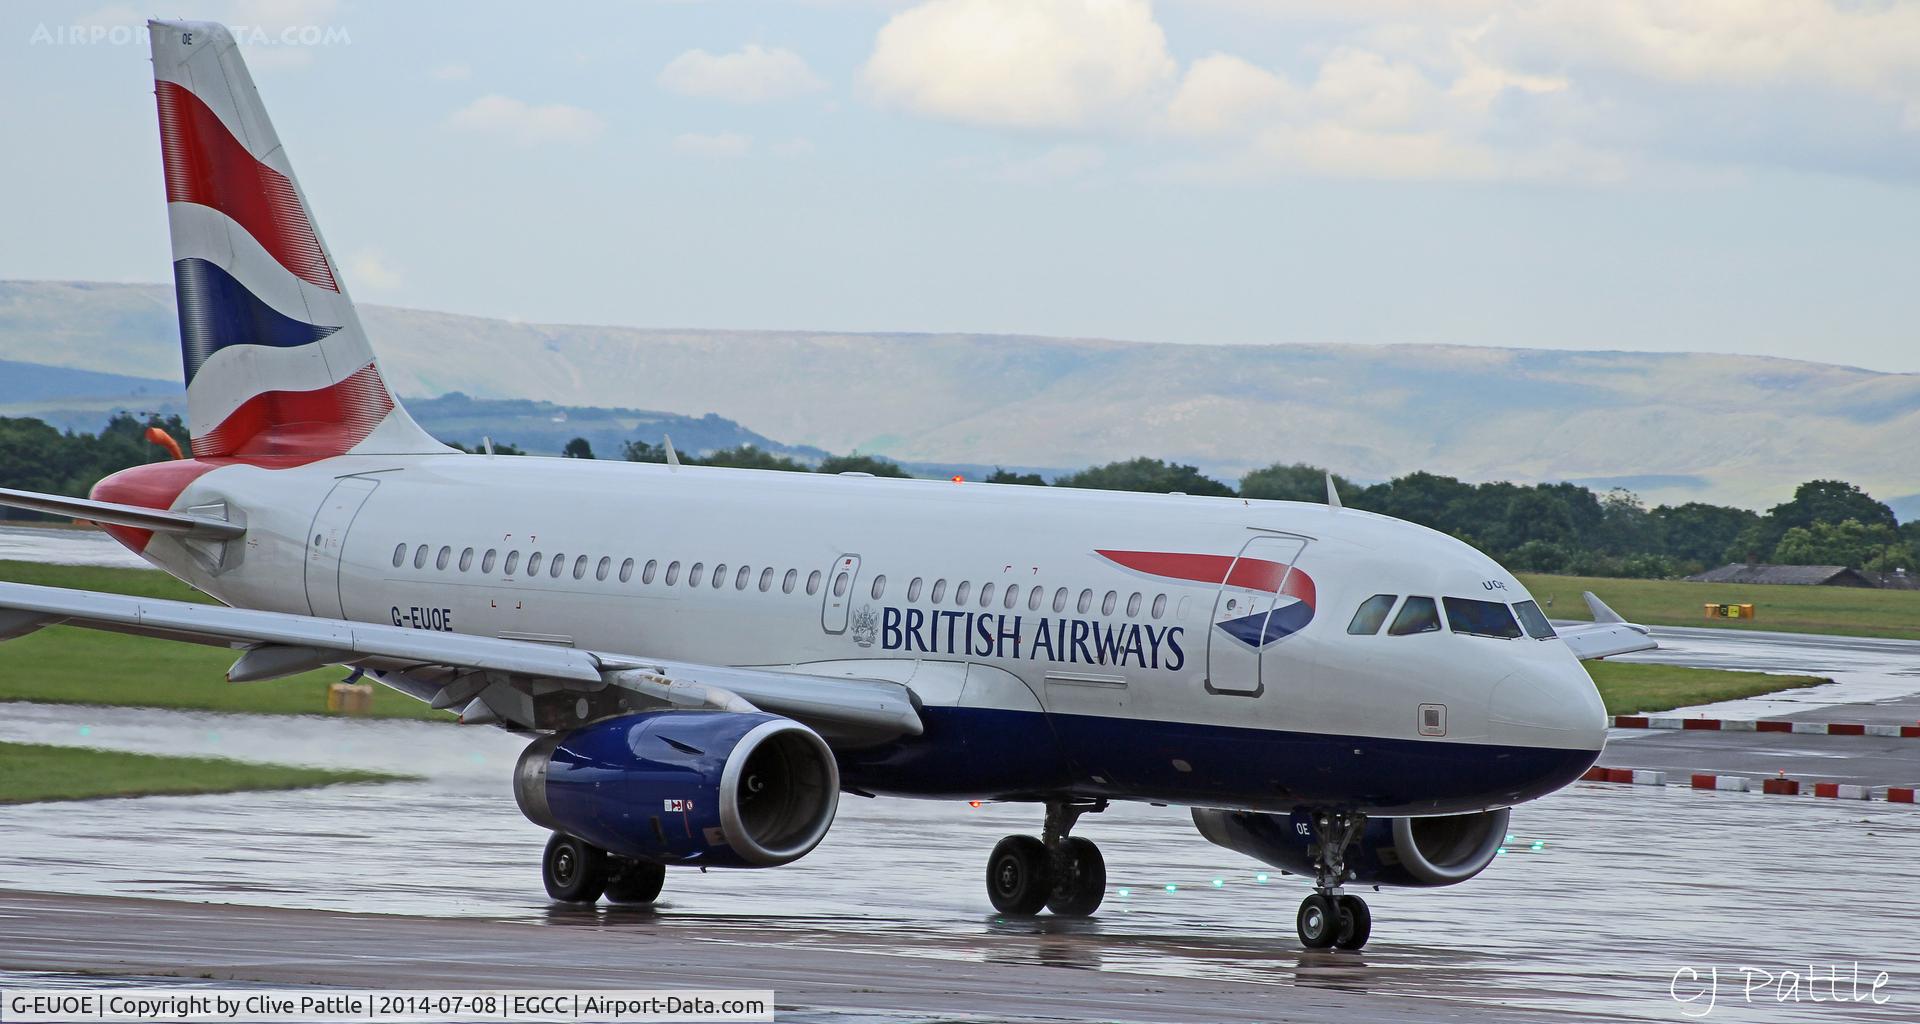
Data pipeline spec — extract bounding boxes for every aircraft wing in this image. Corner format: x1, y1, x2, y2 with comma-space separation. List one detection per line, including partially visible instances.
0, 580, 921, 746
1557, 591, 1657, 661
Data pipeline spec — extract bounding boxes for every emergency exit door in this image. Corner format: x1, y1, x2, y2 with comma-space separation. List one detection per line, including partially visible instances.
1203, 532, 1310, 697
304, 477, 379, 619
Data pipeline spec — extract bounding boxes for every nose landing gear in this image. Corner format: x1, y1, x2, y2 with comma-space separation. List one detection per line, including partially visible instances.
1297, 811, 1371, 950
985, 799, 1108, 917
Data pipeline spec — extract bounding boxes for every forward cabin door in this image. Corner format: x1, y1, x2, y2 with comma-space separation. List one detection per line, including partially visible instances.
303, 477, 379, 619
821, 553, 862, 634
1203, 532, 1309, 697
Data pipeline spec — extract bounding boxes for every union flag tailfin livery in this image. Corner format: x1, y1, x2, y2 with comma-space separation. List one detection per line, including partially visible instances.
0, 21, 1652, 950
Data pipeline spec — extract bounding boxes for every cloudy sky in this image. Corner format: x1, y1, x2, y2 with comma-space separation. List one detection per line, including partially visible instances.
3, 0, 1917, 370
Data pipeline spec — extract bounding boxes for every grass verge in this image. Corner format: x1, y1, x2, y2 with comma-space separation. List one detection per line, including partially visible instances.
1519, 572, 1920, 641
1586, 661, 1829, 716
0, 559, 449, 720
0, 741, 407, 804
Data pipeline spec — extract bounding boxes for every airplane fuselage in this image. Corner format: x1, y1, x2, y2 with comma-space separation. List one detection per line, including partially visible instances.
102, 452, 1607, 818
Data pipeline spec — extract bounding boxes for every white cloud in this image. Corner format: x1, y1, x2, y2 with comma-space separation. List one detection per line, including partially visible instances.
346, 248, 403, 291
446, 95, 605, 146
660, 45, 828, 103
993, 144, 1106, 183
1166, 54, 1298, 137
862, 0, 1176, 130
672, 132, 753, 158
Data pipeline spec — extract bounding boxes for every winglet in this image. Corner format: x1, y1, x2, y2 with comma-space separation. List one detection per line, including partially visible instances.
1583, 591, 1626, 624
1325, 473, 1343, 510
663, 434, 681, 470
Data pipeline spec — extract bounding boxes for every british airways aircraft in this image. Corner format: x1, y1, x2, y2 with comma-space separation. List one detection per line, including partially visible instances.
0, 21, 1654, 950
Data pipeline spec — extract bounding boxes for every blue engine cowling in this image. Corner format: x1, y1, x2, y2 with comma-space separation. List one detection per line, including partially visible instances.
1191, 806, 1510, 888
514, 710, 839, 868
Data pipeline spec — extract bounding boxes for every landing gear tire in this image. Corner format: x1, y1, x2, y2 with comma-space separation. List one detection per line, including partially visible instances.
1334, 894, 1372, 951
542, 832, 608, 903
1297, 892, 1341, 949
604, 858, 666, 905
1045, 836, 1106, 917
986, 835, 1052, 916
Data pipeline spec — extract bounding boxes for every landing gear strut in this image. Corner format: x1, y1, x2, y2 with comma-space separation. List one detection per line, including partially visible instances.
542, 832, 665, 906
986, 799, 1107, 917
1297, 811, 1371, 951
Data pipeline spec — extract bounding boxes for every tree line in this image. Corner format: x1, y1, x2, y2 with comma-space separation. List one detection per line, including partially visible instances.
3, 413, 1912, 577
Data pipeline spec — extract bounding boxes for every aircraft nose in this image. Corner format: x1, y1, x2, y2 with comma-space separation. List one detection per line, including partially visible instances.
1487, 660, 1608, 753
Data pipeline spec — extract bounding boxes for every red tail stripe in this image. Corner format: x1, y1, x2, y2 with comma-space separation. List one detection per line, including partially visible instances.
192, 363, 393, 462
1096, 549, 1315, 606
156, 81, 338, 292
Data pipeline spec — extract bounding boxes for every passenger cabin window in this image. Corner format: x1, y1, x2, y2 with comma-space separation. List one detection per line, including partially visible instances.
1388, 596, 1441, 636
1126, 592, 1142, 617
736, 566, 751, 590
1003, 585, 1018, 610
807, 570, 822, 596
504, 551, 520, 575
980, 582, 995, 608
620, 558, 635, 583
1151, 594, 1167, 619
1101, 591, 1117, 616
931, 579, 947, 603
689, 562, 705, 587
596, 556, 611, 582
1053, 588, 1068, 613
574, 555, 589, 580
1444, 597, 1523, 639
413, 544, 429, 569
482, 549, 498, 574
550, 554, 565, 578
437, 546, 451, 570
459, 548, 474, 572
712, 563, 728, 588
643, 559, 659, 584
783, 569, 797, 593
391, 543, 406, 568
908, 577, 923, 602
1028, 587, 1043, 611
527, 552, 544, 576
1077, 589, 1093, 614
1514, 600, 1557, 639
759, 567, 774, 592
955, 581, 971, 605
665, 561, 681, 586
833, 571, 850, 597
871, 575, 887, 600
1347, 594, 1398, 635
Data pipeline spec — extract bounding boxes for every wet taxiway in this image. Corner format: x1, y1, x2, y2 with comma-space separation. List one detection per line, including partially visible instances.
3, 611, 1919, 1020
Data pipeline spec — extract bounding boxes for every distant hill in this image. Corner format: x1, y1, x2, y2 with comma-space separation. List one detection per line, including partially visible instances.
5, 279, 1917, 510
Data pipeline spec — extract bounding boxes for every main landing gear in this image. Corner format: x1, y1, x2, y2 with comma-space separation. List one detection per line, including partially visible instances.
1297, 811, 1371, 951
986, 799, 1108, 917
541, 832, 666, 905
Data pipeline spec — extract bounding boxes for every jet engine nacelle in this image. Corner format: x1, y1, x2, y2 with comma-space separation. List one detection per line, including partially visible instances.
1191, 806, 1510, 888
514, 710, 839, 868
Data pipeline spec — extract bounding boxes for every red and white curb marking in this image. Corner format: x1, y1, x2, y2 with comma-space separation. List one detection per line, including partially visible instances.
1612, 715, 1920, 737
1582, 766, 1918, 804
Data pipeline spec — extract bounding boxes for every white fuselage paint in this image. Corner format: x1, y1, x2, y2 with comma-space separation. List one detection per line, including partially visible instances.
137, 453, 1608, 816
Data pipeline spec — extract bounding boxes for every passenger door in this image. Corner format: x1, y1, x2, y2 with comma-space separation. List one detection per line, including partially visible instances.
1203, 532, 1309, 697
303, 477, 379, 619
820, 553, 862, 634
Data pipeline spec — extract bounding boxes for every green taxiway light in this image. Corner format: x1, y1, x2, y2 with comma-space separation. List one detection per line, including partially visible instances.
1117, 888, 1131, 898
1255, 873, 1269, 883
1211, 878, 1224, 888
1496, 847, 1507, 855
1531, 840, 1546, 851
1164, 884, 1178, 893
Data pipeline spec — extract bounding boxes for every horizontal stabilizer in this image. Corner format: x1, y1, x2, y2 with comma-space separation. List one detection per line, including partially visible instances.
0, 486, 243, 540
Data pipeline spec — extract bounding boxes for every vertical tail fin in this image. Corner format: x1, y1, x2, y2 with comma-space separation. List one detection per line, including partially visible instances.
149, 20, 446, 461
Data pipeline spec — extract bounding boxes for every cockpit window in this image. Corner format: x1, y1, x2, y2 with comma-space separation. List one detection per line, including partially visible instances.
1347, 594, 1398, 635
1443, 597, 1523, 639
1513, 599, 1557, 639
1388, 596, 1441, 636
